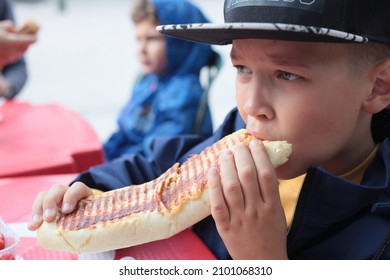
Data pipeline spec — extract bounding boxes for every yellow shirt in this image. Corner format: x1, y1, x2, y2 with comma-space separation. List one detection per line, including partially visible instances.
339, 145, 379, 185
279, 144, 380, 228
279, 174, 306, 228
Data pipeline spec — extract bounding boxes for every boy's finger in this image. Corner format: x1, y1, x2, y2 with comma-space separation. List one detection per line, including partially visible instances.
208, 167, 230, 226
27, 191, 47, 231
233, 142, 261, 207
41, 184, 69, 221
218, 149, 245, 211
61, 181, 93, 213
249, 140, 279, 202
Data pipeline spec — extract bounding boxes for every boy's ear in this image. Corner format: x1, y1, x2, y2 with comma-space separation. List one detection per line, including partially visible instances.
363, 59, 390, 114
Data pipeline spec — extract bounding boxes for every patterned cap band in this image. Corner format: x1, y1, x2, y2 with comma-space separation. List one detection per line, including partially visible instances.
224, 0, 325, 14
157, 0, 389, 45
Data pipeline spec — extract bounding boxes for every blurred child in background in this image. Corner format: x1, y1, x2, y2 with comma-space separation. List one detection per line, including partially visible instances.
103, 0, 216, 161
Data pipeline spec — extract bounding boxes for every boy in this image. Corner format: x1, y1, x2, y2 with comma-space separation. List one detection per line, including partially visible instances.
28, 0, 390, 259
103, 0, 215, 161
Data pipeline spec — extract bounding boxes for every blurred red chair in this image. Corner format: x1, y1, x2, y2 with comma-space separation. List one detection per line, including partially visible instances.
0, 100, 104, 178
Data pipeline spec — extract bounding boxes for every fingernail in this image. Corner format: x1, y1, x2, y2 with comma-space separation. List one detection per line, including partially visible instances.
32, 214, 42, 222
62, 203, 71, 212
44, 208, 53, 218
220, 149, 232, 158
208, 167, 219, 177
250, 139, 260, 147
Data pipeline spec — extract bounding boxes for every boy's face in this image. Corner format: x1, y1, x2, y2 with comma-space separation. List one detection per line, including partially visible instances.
232, 39, 376, 179
135, 19, 167, 75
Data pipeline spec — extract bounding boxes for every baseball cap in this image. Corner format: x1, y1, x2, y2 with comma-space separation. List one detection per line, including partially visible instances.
157, 0, 390, 45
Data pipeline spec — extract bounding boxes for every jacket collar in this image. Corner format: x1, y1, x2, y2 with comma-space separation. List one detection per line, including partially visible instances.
287, 138, 390, 259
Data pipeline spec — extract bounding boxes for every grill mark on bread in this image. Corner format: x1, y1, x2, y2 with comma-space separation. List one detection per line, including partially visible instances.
60, 186, 152, 230
38, 129, 293, 253
56, 130, 281, 231
63, 132, 245, 230
111, 189, 122, 220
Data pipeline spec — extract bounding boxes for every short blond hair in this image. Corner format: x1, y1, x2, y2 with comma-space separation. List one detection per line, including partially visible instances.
131, 0, 158, 24
350, 42, 390, 71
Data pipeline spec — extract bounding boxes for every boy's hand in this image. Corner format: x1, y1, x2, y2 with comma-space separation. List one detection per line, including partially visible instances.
208, 140, 288, 259
28, 181, 93, 231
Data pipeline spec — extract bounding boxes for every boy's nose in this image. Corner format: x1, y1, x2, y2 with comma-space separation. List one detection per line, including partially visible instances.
137, 40, 147, 53
242, 83, 275, 120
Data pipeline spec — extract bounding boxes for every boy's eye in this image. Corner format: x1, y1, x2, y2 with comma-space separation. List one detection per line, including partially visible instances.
234, 65, 252, 74
147, 36, 163, 41
136, 36, 163, 43
278, 71, 301, 81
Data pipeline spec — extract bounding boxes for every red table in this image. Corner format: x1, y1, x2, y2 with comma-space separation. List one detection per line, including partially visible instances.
0, 100, 104, 178
0, 174, 216, 260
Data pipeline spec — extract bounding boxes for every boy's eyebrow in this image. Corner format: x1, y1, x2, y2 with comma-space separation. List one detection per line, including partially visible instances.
267, 53, 309, 68
230, 48, 309, 68
230, 49, 238, 61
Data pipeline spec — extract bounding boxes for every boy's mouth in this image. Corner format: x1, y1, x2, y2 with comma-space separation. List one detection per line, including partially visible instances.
245, 128, 270, 141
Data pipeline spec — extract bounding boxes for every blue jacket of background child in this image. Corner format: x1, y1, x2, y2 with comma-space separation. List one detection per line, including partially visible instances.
77, 106, 390, 260
103, 0, 215, 161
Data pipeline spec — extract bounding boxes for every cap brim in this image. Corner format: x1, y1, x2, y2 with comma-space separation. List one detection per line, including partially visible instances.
157, 23, 367, 45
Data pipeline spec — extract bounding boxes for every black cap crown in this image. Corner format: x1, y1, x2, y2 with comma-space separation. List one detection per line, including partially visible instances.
158, 0, 390, 45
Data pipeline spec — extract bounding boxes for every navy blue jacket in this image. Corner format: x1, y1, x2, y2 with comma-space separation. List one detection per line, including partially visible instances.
76, 106, 390, 259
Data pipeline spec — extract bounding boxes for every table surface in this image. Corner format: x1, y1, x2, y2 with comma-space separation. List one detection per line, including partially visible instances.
0, 174, 216, 260
0, 100, 104, 178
